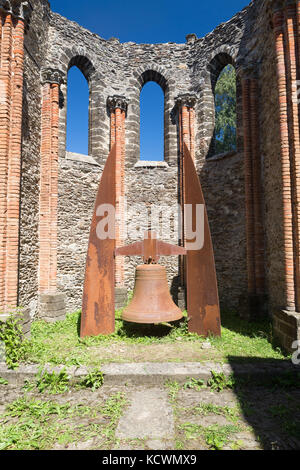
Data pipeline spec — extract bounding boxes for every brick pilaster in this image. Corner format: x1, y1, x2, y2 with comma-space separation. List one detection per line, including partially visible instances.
272, 1, 297, 310
107, 95, 128, 287
249, 79, 265, 295
241, 76, 256, 295
0, 2, 30, 312
39, 68, 64, 294
284, 0, 300, 310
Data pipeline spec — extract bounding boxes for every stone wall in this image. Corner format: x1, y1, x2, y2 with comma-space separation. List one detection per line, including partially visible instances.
17, 0, 293, 327
39, 4, 251, 312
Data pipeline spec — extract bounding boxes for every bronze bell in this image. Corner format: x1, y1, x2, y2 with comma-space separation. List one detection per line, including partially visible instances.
122, 264, 183, 324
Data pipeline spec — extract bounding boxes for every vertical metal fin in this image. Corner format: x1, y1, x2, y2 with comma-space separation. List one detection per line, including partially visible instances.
184, 144, 221, 337
80, 145, 116, 337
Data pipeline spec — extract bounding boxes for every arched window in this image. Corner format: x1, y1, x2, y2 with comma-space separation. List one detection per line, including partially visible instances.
66, 66, 89, 155
140, 81, 164, 161
214, 64, 237, 155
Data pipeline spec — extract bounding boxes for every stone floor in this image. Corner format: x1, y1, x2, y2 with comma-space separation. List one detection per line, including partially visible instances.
0, 374, 299, 450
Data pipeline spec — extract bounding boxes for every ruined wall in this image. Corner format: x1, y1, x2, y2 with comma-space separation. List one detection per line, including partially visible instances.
39, 3, 252, 313
18, 0, 288, 318
19, 0, 51, 315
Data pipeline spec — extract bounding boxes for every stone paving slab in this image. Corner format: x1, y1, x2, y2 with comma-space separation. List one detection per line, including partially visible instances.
116, 388, 174, 440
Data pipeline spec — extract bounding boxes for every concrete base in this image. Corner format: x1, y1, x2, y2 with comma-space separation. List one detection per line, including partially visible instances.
239, 293, 268, 321
115, 287, 128, 310
273, 310, 300, 354
39, 292, 66, 322
0, 360, 297, 386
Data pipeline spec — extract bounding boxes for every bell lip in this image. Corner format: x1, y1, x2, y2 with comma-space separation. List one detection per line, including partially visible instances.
121, 312, 184, 324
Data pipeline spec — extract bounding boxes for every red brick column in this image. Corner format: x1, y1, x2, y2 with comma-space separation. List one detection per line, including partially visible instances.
241, 76, 256, 295
0, 3, 29, 312
272, 2, 296, 311
175, 94, 197, 286
284, 0, 300, 310
107, 96, 128, 287
39, 69, 64, 294
249, 79, 265, 295
240, 65, 266, 314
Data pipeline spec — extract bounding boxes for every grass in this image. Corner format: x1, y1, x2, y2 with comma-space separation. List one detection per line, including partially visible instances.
21, 309, 288, 367
0, 392, 127, 450
179, 422, 242, 450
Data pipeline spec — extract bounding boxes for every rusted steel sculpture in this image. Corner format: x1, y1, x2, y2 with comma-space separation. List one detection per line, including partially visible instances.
183, 143, 221, 337
81, 142, 221, 338
116, 230, 186, 324
81, 145, 116, 337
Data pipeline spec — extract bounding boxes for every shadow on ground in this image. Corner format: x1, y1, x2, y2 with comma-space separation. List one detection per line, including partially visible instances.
227, 356, 300, 450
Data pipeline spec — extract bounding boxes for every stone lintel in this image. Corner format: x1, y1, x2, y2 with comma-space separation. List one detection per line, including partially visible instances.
134, 160, 169, 169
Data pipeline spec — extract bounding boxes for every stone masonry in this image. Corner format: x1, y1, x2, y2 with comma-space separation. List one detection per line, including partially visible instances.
0, 0, 299, 352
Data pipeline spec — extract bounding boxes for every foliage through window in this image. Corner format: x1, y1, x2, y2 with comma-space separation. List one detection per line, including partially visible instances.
214, 64, 237, 155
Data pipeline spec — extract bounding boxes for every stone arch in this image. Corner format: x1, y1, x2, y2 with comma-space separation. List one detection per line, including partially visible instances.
67, 55, 96, 83
125, 67, 177, 167
196, 49, 240, 160
57, 52, 107, 163
208, 51, 236, 91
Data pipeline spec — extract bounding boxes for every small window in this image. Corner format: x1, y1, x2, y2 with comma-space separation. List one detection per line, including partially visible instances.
214, 64, 237, 154
140, 81, 164, 161
66, 66, 89, 155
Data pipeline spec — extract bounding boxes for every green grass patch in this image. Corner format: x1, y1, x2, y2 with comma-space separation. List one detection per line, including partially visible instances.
0, 392, 127, 450
179, 422, 242, 450
22, 309, 288, 367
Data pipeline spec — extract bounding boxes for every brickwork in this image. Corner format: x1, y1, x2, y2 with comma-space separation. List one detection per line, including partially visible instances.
39, 69, 63, 296
107, 95, 128, 287
0, 2, 30, 312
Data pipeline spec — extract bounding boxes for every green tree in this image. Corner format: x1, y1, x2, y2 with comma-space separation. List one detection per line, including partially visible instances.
214, 64, 237, 154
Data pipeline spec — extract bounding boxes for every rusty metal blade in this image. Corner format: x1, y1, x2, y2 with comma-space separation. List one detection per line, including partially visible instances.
81, 145, 116, 337
157, 241, 187, 257
184, 143, 221, 337
115, 241, 144, 257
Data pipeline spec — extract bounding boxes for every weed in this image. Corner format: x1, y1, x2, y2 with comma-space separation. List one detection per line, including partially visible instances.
165, 380, 180, 403
98, 393, 128, 445
0, 309, 28, 370
194, 403, 239, 422
0, 396, 96, 450
79, 368, 104, 391
183, 377, 205, 391
0, 377, 8, 385
204, 424, 241, 450
207, 371, 235, 392
24, 368, 70, 394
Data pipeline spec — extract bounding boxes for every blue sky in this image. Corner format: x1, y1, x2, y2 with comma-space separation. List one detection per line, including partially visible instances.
53, 0, 250, 157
